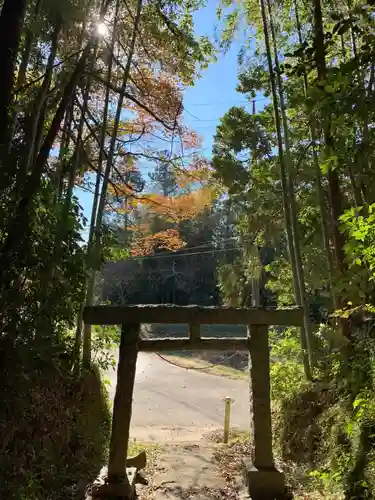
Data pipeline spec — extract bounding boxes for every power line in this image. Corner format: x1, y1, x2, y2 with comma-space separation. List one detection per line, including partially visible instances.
184, 97, 268, 107
184, 97, 268, 126
183, 97, 269, 123
130, 233, 253, 255
107, 234, 256, 263
128, 236, 256, 261
189, 120, 222, 130
129, 246, 239, 260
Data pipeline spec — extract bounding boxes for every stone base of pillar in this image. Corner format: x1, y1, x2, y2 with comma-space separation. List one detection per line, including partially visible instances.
243, 460, 289, 500
91, 467, 137, 499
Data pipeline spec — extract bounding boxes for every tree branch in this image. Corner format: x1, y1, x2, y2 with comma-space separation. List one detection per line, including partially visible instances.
92, 73, 177, 131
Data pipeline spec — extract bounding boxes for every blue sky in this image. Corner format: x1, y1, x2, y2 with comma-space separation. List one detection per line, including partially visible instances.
77, 0, 251, 230
181, 1, 247, 155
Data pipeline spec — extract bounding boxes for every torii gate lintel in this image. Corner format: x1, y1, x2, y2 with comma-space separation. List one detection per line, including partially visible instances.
84, 304, 303, 500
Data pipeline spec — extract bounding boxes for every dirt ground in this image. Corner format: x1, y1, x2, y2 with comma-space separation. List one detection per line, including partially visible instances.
137, 441, 245, 500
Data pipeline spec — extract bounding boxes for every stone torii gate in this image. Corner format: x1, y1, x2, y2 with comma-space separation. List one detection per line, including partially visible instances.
83, 304, 303, 500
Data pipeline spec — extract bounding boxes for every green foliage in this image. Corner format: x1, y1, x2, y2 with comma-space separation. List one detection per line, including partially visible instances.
212, 106, 272, 192
269, 328, 306, 401
265, 259, 295, 306
269, 320, 375, 499
91, 324, 120, 370
218, 259, 252, 307
341, 204, 375, 285
212, 0, 375, 497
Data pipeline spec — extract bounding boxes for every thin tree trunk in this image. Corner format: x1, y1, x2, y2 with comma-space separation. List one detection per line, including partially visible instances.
312, 0, 352, 363
361, 62, 374, 202
259, 0, 312, 379
313, 0, 346, 275
0, 0, 112, 269
16, 18, 62, 200
343, 13, 365, 207
347, 146, 363, 207
55, 102, 74, 202
73, 0, 121, 369
39, 40, 100, 338
53, 12, 90, 204
0, 41, 93, 272
74, 0, 121, 367
83, 0, 143, 364
0, 0, 28, 157
16, 8, 38, 89
10, 0, 43, 142
293, 0, 336, 309
266, 0, 314, 368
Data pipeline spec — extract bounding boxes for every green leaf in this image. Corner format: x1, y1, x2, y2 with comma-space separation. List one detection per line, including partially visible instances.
330, 12, 341, 21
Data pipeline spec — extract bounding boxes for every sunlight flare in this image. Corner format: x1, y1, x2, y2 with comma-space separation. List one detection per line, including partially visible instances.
96, 22, 108, 37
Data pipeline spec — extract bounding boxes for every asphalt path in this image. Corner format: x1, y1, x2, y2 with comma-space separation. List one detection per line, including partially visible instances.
105, 351, 251, 441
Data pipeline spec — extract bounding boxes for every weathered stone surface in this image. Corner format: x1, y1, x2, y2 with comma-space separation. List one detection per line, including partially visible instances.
84, 304, 304, 327
127, 450, 146, 470
243, 460, 286, 500
108, 324, 139, 483
247, 325, 273, 470
89, 467, 137, 499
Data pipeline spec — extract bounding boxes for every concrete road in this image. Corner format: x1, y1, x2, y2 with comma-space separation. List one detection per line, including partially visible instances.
105, 352, 251, 441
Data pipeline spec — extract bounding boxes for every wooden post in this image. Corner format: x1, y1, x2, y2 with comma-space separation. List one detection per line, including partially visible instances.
245, 324, 285, 499
223, 396, 231, 444
108, 323, 140, 485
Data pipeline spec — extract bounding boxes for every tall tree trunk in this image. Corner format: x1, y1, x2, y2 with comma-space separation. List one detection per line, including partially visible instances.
16, 17, 62, 201
16, 2, 39, 89
313, 0, 346, 275
39, 39, 100, 339
341, 14, 364, 207
73, 0, 121, 369
0, 0, 112, 272
259, 0, 312, 379
312, 0, 351, 362
53, 13, 90, 204
347, 150, 363, 207
361, 62, 374, 202
10, 0, 43, 142
55, 102, 74, 202
82, 0, 143, 364
266, 0, 314, 368
0, 0, 28, 158
0, 41, 93, 274
72, 0, 122, 368
293, 0, 336, 309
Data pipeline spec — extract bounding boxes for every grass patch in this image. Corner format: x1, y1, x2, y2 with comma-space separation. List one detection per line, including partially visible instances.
128, 440, 161, 461
205, 429, 250, 444
164, 355, 248, 381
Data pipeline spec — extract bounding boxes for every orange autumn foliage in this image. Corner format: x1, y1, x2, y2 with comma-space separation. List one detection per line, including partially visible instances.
178, 127, 203, 149
127, 67, 183, 129
174, 158, 214, 187
131, 229, 186, 256
143, 186, 213, 221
